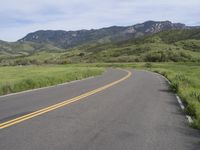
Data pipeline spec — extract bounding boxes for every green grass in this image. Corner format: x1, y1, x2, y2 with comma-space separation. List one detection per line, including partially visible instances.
0, 65, 104, 96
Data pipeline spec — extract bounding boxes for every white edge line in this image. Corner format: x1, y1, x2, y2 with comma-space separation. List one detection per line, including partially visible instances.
157, 72, 193, 124
142, 70, 193, 124
186, 115, 193, 124
175, 94, 185, 110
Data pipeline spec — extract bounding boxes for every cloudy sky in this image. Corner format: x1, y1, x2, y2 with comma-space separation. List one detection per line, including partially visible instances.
1, 0, 200, 41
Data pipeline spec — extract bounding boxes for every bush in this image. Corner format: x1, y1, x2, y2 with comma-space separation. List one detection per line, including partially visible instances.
144, 62, 152, 68
143, 50, 192, 62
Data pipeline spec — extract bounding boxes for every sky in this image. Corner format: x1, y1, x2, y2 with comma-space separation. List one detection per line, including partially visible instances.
0, 0, 200, 41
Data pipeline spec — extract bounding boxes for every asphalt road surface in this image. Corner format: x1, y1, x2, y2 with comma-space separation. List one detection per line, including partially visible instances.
0, 69, 199, 150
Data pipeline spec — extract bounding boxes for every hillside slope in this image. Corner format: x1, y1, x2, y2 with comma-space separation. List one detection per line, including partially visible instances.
1, 27, 200, 65
56, 29, 200, 63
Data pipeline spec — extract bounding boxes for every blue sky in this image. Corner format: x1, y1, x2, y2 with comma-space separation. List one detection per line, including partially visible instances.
0, 0, 200, 41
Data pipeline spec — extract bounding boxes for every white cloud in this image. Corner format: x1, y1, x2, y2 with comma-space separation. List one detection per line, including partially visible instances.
0, 0, 200, 41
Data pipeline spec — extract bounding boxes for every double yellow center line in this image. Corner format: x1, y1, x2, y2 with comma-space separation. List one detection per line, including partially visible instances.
0, 69, 131, 129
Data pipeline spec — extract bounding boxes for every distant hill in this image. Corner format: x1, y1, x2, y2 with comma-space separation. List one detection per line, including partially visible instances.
1, 21, 200, 65
18, 21, 189, 48
0, 40, 64, 59
75, 28, 200, 62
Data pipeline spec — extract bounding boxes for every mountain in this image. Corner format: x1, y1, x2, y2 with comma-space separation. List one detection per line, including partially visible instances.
19, 21, 189, 48
1, 20, 200, 65
1, 28, 200, 65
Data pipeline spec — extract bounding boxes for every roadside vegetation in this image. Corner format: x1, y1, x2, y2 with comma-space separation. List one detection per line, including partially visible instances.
148, 63, 200, 129
0, 65, 104, 96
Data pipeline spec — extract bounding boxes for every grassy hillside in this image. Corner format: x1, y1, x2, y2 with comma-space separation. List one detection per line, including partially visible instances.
0, 41, 64, 59
1, 29, 200, 65
69, 29, 200, 63
0, 65, 104, 95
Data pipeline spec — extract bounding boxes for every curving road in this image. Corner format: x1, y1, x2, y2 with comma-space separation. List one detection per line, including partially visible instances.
0, 69, 199, 150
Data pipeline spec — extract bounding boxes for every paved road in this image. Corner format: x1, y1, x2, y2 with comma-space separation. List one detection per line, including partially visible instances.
0, 69, 199, 150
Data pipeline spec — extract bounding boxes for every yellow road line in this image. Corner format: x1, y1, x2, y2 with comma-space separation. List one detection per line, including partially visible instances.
0, 69, 131, 129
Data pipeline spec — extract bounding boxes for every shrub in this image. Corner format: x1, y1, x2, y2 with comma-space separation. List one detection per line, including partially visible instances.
144, 62, 152, 68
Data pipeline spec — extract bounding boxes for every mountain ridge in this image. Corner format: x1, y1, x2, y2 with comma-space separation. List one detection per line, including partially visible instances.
1, 20, 200, 65
18, 20, 192, 48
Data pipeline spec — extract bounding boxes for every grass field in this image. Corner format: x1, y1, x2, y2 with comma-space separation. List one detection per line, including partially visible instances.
0, 65, 104, 96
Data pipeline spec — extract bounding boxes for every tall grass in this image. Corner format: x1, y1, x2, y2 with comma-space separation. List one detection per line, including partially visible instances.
0, 65, 104, 96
